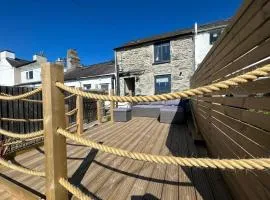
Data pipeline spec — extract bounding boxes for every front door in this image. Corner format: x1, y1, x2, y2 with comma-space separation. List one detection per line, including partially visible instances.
155, 74, 171, 94
124, 77, 135, 96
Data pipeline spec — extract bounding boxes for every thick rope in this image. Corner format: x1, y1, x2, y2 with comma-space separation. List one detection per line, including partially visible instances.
0, 87, 42, 101
57, 128, 270, 170
3, 136, 44, 147
56, 65, 270, 102
0, 158, 45, 177
59, 178, 92, 200
21, 99, 42, 103
0, 93, 42, 103
0, 129, 44, 139
66, 108, 78, 116
0, 118, 43, 122
65, 94, 76, 100
66, 123, 78, 130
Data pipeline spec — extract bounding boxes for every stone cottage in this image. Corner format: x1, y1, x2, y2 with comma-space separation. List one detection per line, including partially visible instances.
114, 20, 228, 96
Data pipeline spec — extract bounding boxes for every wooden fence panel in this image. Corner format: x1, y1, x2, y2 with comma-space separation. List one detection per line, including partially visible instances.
191, 1, 270, 199
0, 86, 43, 154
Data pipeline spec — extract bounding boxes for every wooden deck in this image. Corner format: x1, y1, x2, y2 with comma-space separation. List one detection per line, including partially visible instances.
0, 117, 232, 200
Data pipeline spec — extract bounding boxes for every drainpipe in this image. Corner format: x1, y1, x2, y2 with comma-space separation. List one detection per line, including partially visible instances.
193, 22, 198, 72
114, 50, 120, 95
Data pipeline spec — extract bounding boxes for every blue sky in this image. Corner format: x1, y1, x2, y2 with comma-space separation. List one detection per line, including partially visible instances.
0, 0, 242, 65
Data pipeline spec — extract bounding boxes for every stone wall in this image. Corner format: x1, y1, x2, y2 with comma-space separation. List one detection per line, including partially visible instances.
116, 36, 194, 96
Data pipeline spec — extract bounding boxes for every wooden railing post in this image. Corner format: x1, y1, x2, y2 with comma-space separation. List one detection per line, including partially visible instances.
97, 100, 102, 124
110, 89, 115, 122
76, 89, 83, 135
65, 104, 69, 127
41, 62, 68, 200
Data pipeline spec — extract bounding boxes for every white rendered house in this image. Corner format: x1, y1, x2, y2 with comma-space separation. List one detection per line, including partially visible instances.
194, 20, 229, 71
0, 50, 47, 86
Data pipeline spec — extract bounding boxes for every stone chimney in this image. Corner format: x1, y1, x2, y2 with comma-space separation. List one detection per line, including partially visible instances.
0, 50, 15, 60
66, 49, 80, 70
33, 52, 47, 63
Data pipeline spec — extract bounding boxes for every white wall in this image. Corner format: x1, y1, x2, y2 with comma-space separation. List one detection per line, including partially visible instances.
19, 63, 42, 84
0, 58, 15, 86
65, 76, 113, 92
194, 32, 213, 70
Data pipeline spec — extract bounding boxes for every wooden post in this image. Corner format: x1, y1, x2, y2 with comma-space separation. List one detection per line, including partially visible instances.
97, 100, 102, 124
76, 91, 83, 135
65, 104, 69, 128
41, 62, 68, 200
110, 89, 115, 122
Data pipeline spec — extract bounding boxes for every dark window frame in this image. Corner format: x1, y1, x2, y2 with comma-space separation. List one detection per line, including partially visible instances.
209, 30, 222, 45
83, 84, 92, 90
26, 71, 33, 80
154, 74, 171, 94
153, 41, 171, 64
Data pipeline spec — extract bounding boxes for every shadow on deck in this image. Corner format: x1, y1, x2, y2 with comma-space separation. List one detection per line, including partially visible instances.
0, 117, 232, 200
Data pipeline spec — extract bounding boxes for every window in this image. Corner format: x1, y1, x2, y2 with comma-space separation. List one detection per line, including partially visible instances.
210, 30, 222, 45
154, 42, 170, 63
155, 74, 171, 94
100, 83, 109, 91
26, 71, 33, 80
83, 84, 91, 90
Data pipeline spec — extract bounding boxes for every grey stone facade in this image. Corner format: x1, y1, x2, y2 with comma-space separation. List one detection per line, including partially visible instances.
116, 36, 194, 96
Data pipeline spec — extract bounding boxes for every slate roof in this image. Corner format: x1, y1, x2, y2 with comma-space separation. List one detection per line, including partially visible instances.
114, 19, 230, 50
64, 60, 115, 81
6, 57, 35, 68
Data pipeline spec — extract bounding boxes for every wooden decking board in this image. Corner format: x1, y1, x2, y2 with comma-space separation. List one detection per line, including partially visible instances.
66, 119, 142, 173
196, 146, 233, 200
65, 117, 154, 200
142, 124, 171, 200
161, 124, 179, 200
0, 117, 231, 199
125, 123, 168, 199
143, 132, 172, 199
87, 118, 158, 199
66, 119, 139, 177
177, 125, 197, 200
80, 118, 155, 188
184, 125, 214, 200
4, 154, 44, 184
104, 120, 164, 200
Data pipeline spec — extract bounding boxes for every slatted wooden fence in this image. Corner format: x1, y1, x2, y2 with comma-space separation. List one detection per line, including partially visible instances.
191, 1, 270, 200
64, 91, 106, 124
0, 86, 43, 154
0, 86, 100, 155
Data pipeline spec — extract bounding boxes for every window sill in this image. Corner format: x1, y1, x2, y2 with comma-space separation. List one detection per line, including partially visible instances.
152, 60, 170, 65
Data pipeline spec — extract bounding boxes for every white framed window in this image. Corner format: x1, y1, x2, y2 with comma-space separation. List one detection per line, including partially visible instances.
26, 71, 33, 80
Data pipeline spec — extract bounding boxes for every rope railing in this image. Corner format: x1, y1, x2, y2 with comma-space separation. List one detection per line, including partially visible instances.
0, 158, 45, 177
55, 65, 270, 102
59, 178, 92, 200
65, 108, 78, 116
0, 129, 44, 139
0, 118, 43, 122
3, 135, 44, 147
57, 128, 270, 170
0, 93, 42, 103
0, 87, 42, 101
66, 123, 78, 131
64, 94, 76, 100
